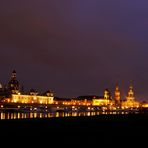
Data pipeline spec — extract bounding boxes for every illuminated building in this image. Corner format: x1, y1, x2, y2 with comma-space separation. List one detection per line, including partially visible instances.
141, 102, 148, 108
121, 100, 140, 109
1, 70, 54, 105
76, 96, 95, 106
11, 93, 54, 104
114, 84, 120, 101
0, 70, 22, 99
54, 96, 93, 106
0, 70, 143, 110
92, 97, 111, 106
121, 82, 140, 108
92, 89, 112, 106
54, 97, 72, 105
114, 84, 121, 106
126, 82, 135, 101
9, 89, 54, 104
104, 89, 111, 100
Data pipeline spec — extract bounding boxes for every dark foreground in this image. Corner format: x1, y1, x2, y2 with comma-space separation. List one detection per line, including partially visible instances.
0, 113, 148, 134
0, 113, 148, 145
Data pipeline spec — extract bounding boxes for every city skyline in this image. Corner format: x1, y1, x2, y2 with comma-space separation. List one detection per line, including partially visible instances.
0, 1, 148, 100
0, 70, 144, 102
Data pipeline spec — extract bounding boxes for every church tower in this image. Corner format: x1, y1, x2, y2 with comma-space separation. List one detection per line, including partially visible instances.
114, 84, 121, 102
8, 70, 20, 94
104, 89, 111, 100
126, 81, 135, 101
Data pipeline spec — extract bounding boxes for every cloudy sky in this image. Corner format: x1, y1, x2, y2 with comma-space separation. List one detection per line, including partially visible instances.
0, 0, 148, 100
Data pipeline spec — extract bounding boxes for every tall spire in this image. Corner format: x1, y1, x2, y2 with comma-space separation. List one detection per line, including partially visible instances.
126, 81, 135, 101
114, 83, 121, 102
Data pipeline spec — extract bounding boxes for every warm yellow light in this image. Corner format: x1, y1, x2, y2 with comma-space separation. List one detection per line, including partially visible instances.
39, 101, 43, 104
33, 96, 37, 100
13, 99, 17, 103
142, 104, 148, 108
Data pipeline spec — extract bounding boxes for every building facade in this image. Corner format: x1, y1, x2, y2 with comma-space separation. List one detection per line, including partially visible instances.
121, 82, 140, 108
11, 94, 54, 104
1, 70, 54, 104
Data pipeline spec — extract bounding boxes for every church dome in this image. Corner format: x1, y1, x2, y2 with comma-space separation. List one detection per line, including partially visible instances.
7, 70, 20, 93
8, 79, 19, 88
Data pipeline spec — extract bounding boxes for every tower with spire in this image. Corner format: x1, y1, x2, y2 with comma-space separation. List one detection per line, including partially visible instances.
104, 89, 111, 100
121, 81, 140, 108
126, 81, 135, 101
114, 83, 121, 103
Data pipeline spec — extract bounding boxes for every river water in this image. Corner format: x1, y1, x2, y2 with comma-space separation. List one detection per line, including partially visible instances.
0, 111, 128, 120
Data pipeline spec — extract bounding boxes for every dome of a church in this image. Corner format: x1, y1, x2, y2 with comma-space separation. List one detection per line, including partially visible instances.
7, 70, 20, 94
8, 79, 19, 88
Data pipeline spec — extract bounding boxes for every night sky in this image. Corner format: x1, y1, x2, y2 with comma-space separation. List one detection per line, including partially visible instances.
0, 0, 148, 100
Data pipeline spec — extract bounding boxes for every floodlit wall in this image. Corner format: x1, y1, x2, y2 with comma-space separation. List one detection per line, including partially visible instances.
92, 99, 111, 106
11, 94, 54, 104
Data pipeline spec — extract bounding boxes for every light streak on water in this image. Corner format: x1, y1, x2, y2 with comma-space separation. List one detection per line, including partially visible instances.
0, 111, 129, 120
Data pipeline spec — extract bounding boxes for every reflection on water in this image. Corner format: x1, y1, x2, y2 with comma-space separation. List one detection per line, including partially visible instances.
0, 111, 128, 120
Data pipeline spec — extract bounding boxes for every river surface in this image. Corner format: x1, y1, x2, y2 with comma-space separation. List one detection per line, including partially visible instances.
0, 111, 129, 120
